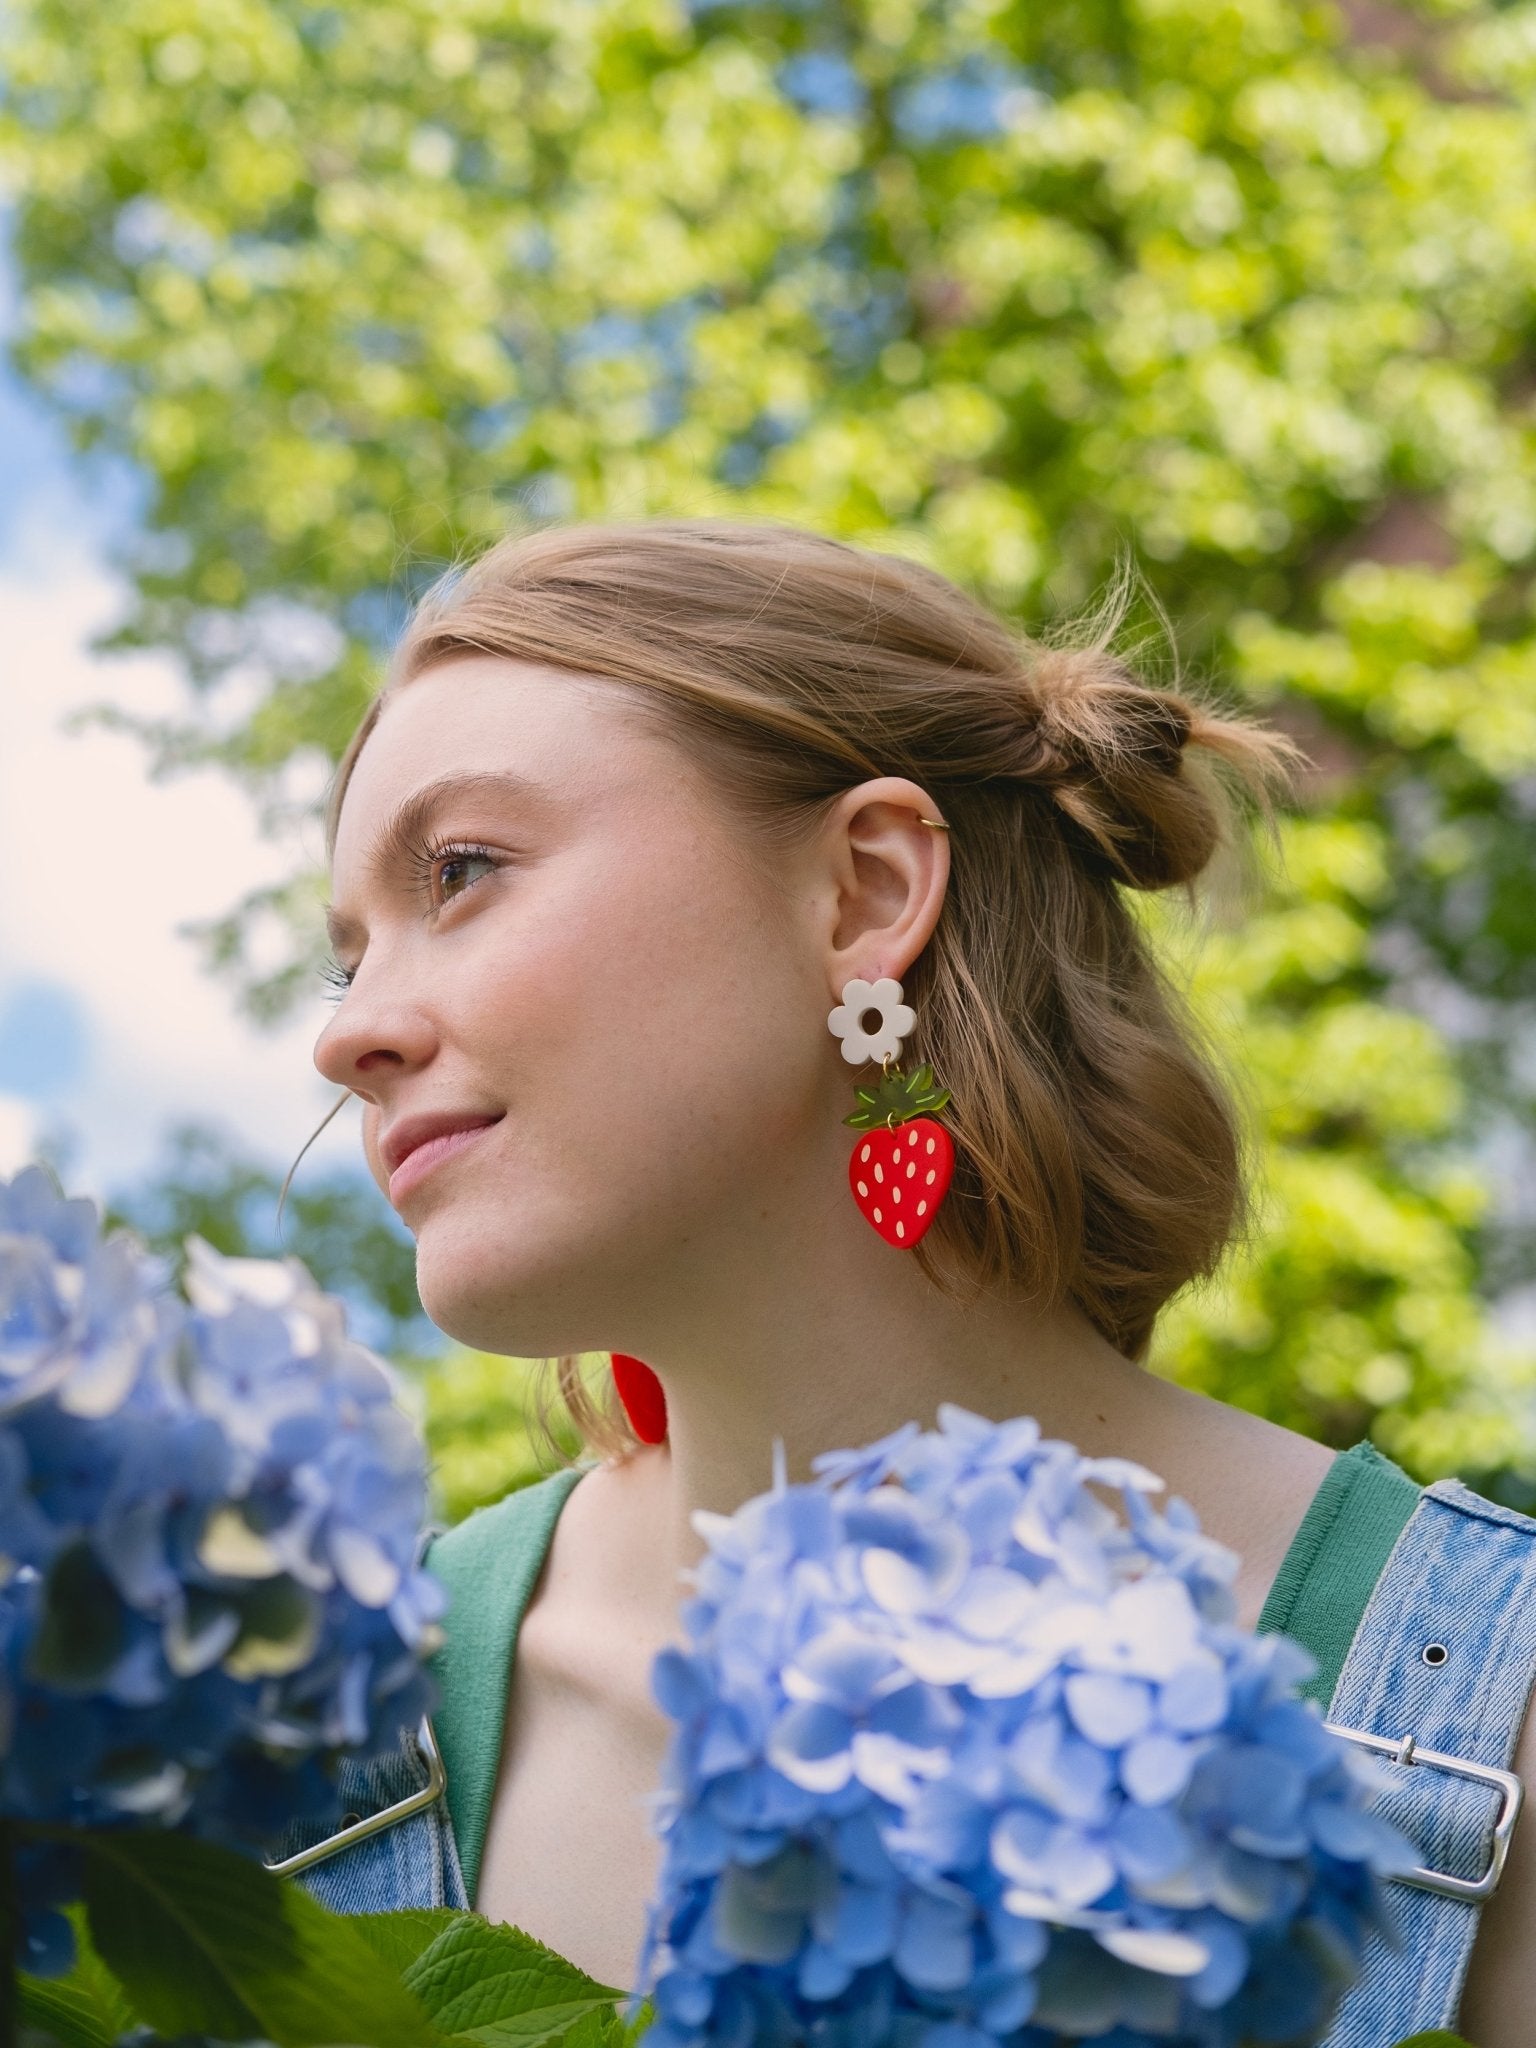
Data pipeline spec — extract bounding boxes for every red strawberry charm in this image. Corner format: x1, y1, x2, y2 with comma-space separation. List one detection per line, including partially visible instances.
844, 1063, 955, 1249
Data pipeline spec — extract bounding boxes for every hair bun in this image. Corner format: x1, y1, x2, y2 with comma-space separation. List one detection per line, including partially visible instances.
1016, 647, 1290, 891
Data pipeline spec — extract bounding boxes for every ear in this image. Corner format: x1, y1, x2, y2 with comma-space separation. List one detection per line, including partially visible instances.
820, 778, 951, 992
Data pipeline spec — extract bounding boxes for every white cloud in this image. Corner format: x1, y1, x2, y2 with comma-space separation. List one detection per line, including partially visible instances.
0, 1093, 39, 1178
0, 560, 364, 1203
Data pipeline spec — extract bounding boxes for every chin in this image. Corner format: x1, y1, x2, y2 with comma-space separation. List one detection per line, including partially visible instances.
411, 1216, 584, 1359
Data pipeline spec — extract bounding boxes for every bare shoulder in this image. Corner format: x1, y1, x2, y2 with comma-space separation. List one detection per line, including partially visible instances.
1134, 1375, 1337, 1630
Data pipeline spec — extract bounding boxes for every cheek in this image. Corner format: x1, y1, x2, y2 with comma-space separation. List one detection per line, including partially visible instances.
360, 1104, 386, 1188
470, 840, 806, 1172
475, 834, 766, 1058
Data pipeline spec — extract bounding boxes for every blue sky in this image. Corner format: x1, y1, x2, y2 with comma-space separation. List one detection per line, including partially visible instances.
0, 220, 373, 1224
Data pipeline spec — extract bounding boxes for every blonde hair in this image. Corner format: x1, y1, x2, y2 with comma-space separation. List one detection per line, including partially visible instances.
321, 519, 1298, 1463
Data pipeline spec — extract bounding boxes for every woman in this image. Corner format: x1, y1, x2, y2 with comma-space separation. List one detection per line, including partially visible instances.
287, 520, 1536, 2046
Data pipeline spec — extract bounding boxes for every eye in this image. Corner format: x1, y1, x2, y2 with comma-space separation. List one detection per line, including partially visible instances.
318, 957, 353, 1004
317, 838, 502, 1004
427, 842, 499, 907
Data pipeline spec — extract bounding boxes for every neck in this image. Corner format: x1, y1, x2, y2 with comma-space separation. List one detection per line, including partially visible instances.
555, 1137, 1329, 1639
589, 1238, 1186, 1626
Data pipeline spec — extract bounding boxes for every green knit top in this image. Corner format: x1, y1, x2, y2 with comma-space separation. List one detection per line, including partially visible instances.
426, 1439, 1421, 1904
1255, 1439, 1421, 1707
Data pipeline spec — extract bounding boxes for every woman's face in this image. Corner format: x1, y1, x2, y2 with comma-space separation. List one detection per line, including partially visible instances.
314, 656, 836, 1357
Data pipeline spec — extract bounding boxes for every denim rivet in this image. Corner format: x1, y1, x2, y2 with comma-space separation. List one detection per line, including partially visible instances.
1422, 1642, 1449, 1667
341, 1811, 363, 1827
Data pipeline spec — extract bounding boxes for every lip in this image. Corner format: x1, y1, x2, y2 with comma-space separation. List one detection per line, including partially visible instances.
383, 1113, 504, 1206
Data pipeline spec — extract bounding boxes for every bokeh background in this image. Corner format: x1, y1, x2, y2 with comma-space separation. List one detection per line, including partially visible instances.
2, 0, 1534, 1523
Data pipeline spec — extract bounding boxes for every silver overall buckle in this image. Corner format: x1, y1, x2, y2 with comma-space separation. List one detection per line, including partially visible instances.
1325, 1723, 1525, 1903
265, 1715, 447, 1878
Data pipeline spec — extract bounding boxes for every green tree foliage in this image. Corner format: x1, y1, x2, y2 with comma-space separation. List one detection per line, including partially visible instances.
5, 0, 1535, 1500
412, 1345, 587, 1521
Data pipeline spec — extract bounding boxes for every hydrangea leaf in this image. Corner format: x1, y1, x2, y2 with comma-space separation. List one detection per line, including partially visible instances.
18, 1913, 137, 2048
552, 2006, 629, 2048
346, 1905, 464, 1978
402, 1915, 623, 2046
81, 1828, 436, 2047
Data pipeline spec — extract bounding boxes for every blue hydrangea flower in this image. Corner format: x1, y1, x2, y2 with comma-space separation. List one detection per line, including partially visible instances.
0, 1164, 445, 1973
639, 1406, 1413, 2048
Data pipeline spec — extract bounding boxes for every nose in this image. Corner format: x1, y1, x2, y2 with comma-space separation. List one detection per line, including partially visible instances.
312, 964, 438, 1102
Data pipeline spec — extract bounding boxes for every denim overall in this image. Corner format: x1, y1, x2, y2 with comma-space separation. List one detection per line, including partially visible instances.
273, 1476, 1536, 2043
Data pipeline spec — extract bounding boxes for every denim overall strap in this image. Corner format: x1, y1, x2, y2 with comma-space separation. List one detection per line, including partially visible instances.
274, 1725, 470, 1915
1320, 1478, 1536, 2045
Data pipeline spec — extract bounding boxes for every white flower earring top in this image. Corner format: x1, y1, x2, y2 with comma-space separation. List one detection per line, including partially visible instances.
826, 977, 917, 1067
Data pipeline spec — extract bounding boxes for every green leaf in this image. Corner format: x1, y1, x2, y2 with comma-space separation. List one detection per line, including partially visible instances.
618, 1997, 655, 2048
81, 1829, 437, 2047
347, 1906, 465, 1978
404, 1915, 622, 2048
550, 2009, 625, 2048
842, 1062, 953, 1131
19, 1914, 138, 2048
1390, 2035, 1478, 2047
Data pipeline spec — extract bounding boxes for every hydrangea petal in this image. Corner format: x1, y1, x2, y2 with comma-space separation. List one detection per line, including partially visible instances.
1096, 1925, 1209, 1975
894, 1891, 973, 1991
1159, 1654, 1230, 1733
329, 1525, 402, 1608
1121, 1731, 1195, 1806
1065, 1673, 1153, 1748
766, 1700, 854, 1793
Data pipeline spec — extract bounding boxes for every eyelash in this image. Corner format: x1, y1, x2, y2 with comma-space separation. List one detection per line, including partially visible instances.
318, 835, 501, 1002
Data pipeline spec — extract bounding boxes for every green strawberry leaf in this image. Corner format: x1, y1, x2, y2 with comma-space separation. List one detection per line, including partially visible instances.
403, 1913, 623, 2047
843, 1062, 952, 1130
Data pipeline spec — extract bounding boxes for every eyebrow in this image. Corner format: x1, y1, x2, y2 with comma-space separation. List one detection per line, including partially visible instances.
323, 769, 543, 954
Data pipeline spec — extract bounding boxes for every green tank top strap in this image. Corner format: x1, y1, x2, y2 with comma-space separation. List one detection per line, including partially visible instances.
1257, 1440, 1421, 1706
424, 1464, 591, 1901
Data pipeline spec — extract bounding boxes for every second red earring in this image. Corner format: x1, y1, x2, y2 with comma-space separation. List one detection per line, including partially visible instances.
610, 1351, 668, 1444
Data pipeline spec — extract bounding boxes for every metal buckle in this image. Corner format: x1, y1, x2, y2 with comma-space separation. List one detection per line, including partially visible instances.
265, 1716, 447, 1878
1324, 1722, 1525, 1903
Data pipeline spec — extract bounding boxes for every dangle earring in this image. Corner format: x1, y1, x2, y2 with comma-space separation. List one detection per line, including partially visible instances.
610, 1351, 668, 1444
827, 973, 955, 1248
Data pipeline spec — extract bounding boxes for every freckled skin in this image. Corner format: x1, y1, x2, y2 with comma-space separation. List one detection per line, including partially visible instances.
313, 657, 1536, 2034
